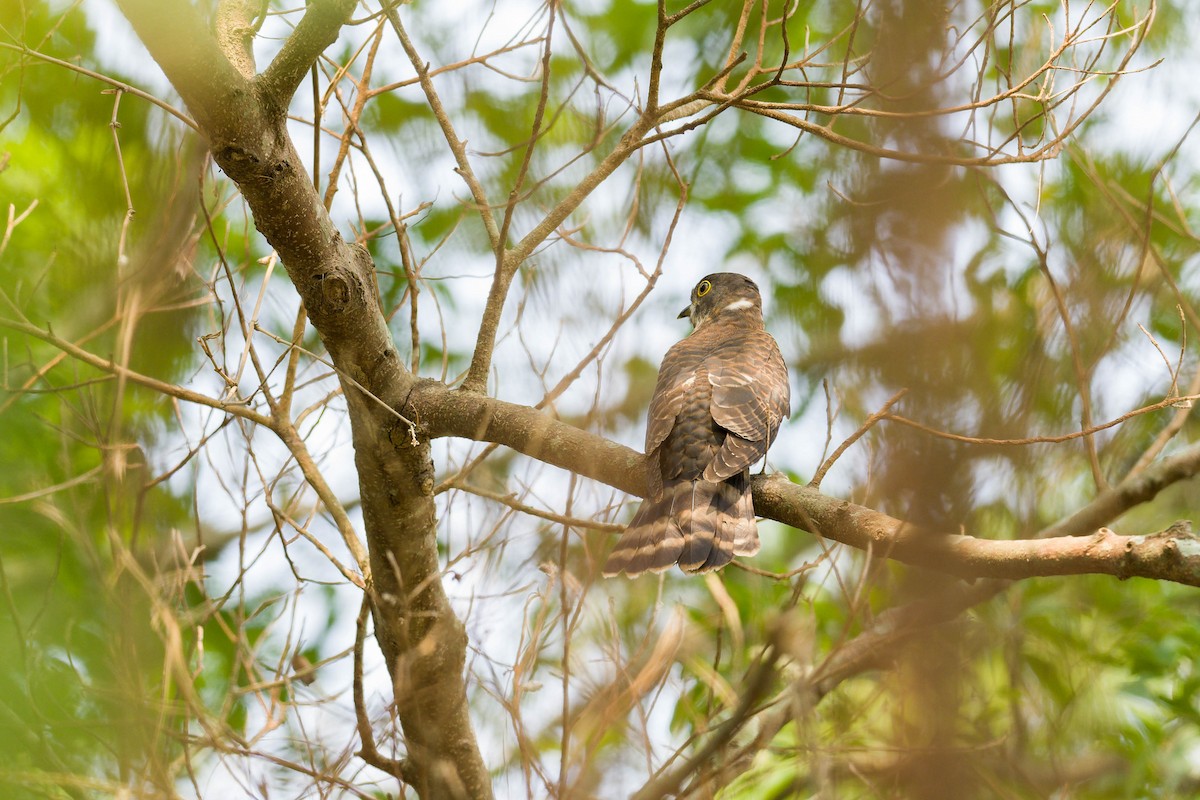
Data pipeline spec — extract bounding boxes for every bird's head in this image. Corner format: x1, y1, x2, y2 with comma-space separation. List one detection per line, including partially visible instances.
678, 272, 764, 329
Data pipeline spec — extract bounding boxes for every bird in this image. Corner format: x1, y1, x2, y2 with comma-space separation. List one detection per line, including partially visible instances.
603, 272, 790, 577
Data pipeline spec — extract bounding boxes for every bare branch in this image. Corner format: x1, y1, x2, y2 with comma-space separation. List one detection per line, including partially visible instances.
459, 118, 656, 393
385, 6, 501, 252
0, 42, 197, 130
810, 388, 908, 489
885, 392, 1200, 446
0, 315, 272, 427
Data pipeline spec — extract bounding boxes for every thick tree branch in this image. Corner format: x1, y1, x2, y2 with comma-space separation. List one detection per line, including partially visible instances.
409, 380, 1200, 587
258, 0, 358, 106
753, 476, 1200, 586
115, 0, 249, 138
214, 0, 260, 79
410, 379, 646, 496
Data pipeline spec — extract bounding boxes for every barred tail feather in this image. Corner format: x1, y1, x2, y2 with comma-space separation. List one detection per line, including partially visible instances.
676, 482, 718, 572
726, 472, 760, 558
605, 474, 760, 578
685, 474, 758, 573
602, 492, 686, 577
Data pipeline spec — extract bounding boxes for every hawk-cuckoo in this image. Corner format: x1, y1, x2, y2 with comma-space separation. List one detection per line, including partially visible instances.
604, 273, 790, 577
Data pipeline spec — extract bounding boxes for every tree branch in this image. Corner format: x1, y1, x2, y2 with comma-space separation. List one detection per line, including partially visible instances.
1039, 442, 1200, 539
409, 380, 1200, 587
459, 116, 656, 393
754, 475, 1200, 585
115, 0, 249, 137
0, 42, 197, 130
214, 0, 260, 79
385, 7, 501, 252
258, 0, 358, 106
0, 316, 272, 428
410, 379, 646, 496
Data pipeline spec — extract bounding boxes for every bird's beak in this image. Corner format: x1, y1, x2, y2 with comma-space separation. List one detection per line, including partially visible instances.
677, 304, 691, 320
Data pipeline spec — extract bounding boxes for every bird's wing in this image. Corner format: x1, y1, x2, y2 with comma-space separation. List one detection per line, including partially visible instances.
643, 339, 704, 454
705, 331, 790, 479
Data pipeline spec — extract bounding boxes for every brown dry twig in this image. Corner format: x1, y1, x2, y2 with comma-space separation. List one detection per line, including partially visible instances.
884, 392, 1200, 446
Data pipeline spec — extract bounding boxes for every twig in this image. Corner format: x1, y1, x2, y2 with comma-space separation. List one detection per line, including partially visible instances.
353, 593, 412, 781
884, 393, 1200, 446
810, 388, 908, 489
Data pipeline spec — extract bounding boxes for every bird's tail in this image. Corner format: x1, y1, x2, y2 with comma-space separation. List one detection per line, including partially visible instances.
603, 474, 759, 578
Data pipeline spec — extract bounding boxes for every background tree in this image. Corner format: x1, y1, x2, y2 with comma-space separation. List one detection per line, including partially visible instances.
2, 0, 1197, 798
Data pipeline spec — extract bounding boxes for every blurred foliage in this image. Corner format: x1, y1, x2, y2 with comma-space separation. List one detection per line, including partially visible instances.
0, 4, 304, 796
2, 0, 1200, 798
0, 8, 190, 800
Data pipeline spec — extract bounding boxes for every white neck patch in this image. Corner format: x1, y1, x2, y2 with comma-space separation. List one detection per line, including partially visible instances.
721, 298, 755, 313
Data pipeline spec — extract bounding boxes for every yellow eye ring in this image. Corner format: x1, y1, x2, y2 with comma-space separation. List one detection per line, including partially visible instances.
696, 280, 712, 297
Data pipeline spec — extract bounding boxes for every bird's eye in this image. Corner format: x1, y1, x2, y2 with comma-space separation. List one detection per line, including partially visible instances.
696, 280, 712, 297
